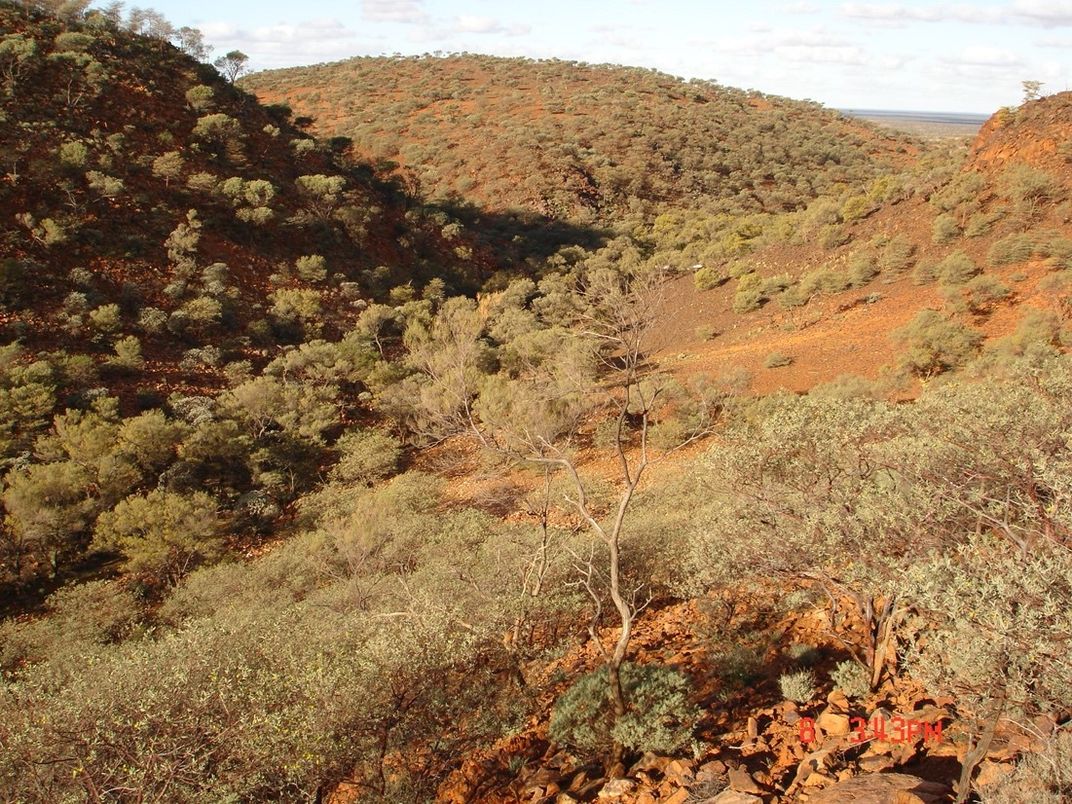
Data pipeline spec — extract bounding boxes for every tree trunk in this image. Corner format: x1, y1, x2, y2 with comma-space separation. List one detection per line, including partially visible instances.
605, 533, 632, 772
956, 697, 1005, 804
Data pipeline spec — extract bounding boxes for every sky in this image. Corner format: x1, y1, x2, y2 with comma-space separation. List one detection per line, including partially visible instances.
137, 0, 1072, 113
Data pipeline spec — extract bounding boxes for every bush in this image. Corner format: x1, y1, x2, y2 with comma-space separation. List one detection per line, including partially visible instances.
932, 214, 960, 245
1000, 164, 1060, 218
879, 236, 916, 273
951, 275, 1012, 316
295, 254, 327, 282
0, 579, 143, 674
936, 251, 980, 284
778, 669, 816, 703
895, 310, 983, 377
549, 663, 699, 756
330, 429, 402, 486
829, 660, 870, 699
93, 490, 227, 586
107, 335, 144, 373
905, 536, 1072, 761
785, 643, 820, 666
694, 265, 725, 291
988, 233, 1037, 266
733, 273, 765, 313
964, 211, 1000, 238
980, 729, 1072, 804
848, 253, 878, 286
764, 351, 792, 368
912, 261, 938, 285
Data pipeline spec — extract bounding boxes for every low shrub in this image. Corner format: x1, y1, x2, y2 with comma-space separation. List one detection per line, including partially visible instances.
550, 663, 700, 756
830, 660, 870, 699
778, 669, 816, 703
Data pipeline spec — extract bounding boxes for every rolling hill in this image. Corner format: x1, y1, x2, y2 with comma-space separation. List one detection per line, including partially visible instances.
243, 54, 915, 222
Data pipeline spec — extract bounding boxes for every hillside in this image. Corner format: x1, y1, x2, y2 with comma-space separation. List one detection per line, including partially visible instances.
0, 2, 495, 401
242, 55, 914, 222
969, 91, 1072, 177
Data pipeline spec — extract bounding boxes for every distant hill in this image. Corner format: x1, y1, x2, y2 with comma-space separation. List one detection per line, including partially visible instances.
243, 55, 915, 222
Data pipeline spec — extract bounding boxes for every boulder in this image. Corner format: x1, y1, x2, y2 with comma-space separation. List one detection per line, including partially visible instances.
597, 778, 635, 799
806, 772, 948, 803
707, 792, 763, 804
727, 767, 764, 794
816, 711, 852, 737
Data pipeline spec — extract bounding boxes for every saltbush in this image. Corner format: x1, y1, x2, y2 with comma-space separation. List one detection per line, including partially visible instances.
549, 663, 699, 756
778, 669, 816, 703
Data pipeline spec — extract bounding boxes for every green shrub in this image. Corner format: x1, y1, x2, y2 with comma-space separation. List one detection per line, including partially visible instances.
58, 140, 88, 167
778, 669, 816, 703
912, 260, 938, 285
89, 303, 121, 339
932, 214, 960, 245
694, 265, 725, 291
964, 211, 1001, 238
906, 535, 1072, 763
0, 580, 143, 673
295, 254, 327, 282
1041, 237, 1072, 270
549, 663, 699, 756
764, 351, 792, 368
733, 273, 765, 313
818, 223, 850, 250
1000, 163, 1060, 217
107, 335, 144, 373
184, 84, 214, 112
936, 251, 980, 284
879, 236, 916, 273
829, 660, 869, 699
785, 643, 820, 666
840, 194, 876, 222
979, 729, 1072, 804
952, 275, 1012, 316
848, 253, 878, 286
330, 430, 403, 486
93, 490, 227, 586
895, 310, 983, 377
988, 233, 1037, 266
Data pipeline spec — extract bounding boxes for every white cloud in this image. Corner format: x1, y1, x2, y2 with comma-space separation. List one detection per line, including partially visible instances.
1012, 0, 1072, 25
199, 18, 377, 69
780, 44, 867, 63
710, 28, 866, 66
841, 3, 1004, 24
944, 46, 1024, 67
782, 1, 821, 12
200, 19, 354, 45
452, 15, 531, 36
362, 0, 428, 24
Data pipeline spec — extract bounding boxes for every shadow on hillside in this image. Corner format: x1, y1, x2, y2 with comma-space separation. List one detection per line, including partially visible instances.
436, 200, 613, 270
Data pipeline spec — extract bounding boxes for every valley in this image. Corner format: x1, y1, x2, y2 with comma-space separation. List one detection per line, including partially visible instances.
1, 3, 1071, 803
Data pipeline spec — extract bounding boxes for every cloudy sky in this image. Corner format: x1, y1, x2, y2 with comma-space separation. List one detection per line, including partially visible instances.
144, 0, 1072, 113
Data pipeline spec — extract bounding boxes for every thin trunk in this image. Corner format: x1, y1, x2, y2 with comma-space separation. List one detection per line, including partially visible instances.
956, 696, 1005, 804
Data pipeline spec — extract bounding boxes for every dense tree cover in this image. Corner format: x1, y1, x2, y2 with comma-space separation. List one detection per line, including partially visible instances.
242, 54, 912, 223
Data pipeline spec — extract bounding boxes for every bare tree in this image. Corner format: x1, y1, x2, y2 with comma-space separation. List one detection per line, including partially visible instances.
397, 266, 718, 767
214, 50, 249, 84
